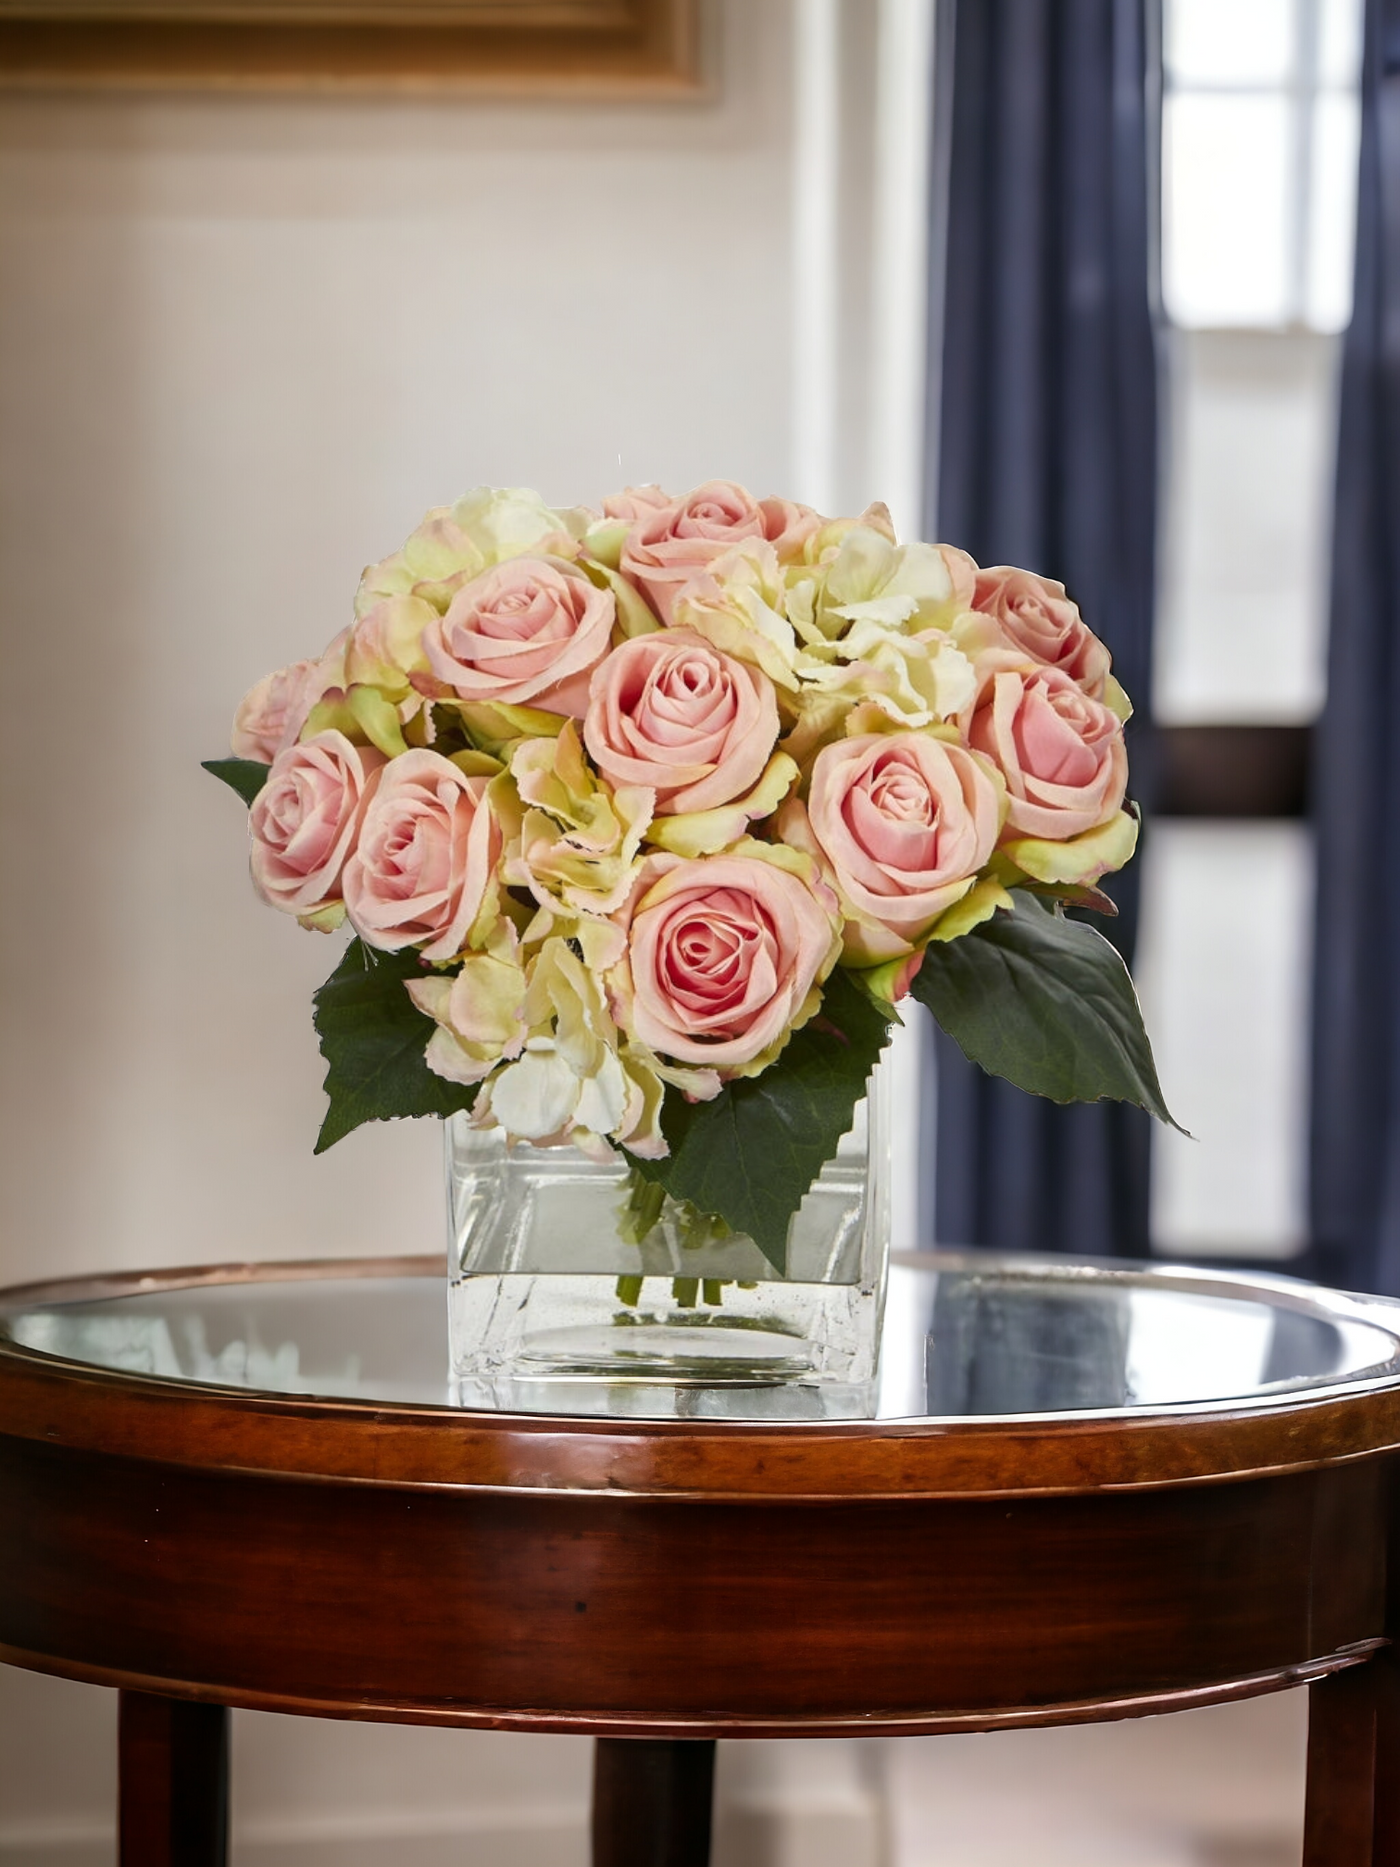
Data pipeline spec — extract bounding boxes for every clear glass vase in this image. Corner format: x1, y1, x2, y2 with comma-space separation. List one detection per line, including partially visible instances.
445, 1065, 891, 1420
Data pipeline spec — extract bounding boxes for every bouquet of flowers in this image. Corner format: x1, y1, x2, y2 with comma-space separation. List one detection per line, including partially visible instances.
207, 481, 1172, 1270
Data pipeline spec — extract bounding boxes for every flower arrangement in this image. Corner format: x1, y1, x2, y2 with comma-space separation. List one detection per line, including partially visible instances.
207, 481, 1172, 1270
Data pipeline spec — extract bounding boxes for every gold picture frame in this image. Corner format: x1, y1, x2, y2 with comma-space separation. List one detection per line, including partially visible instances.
0, 0, 705, 92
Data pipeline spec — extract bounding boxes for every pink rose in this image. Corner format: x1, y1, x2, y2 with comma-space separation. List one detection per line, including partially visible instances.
233, 660, 319, 763
583, 630, 779, 815
941, 544, 980, 611
968, 666, 1127, 840
420, 557, 615, 717
231, 628, 350, 762
249, 731, 385, 920
616, 851, 838, 1071
342, 749, 502, 961
602, 485, 673, 521
757, 494, 823, 561
803, 732, 1003, 956
621, 480, 821, 623
970, 568, 1111, 697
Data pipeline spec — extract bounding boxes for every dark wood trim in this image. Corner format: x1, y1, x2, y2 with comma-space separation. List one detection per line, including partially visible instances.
4, 1638, 1385, 1740
9, 1336, 1400, 1496
1152, 723, 1313, 819
0, 0, 705, 92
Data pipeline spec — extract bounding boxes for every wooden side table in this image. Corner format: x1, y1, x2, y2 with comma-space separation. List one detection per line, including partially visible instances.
2, 1252, 1398, 1866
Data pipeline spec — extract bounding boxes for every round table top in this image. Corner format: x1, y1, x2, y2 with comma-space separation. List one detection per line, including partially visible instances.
3, 1251, 1400, 1498
3, 1252, 1399, 1736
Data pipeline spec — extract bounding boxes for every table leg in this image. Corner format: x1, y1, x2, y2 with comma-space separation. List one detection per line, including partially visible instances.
1303, 1657, 1400, 1865
591, 1737, 715, 1867
118, 1690, 229, 1867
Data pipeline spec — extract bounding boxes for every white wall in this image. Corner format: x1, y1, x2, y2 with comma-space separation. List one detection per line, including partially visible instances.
0, 2, 926, 1857
0, 4, 802, 1287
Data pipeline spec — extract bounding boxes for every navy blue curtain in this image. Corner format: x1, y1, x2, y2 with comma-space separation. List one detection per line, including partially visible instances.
925, 0, 1161, 1256
1309, 0, 1400, 1296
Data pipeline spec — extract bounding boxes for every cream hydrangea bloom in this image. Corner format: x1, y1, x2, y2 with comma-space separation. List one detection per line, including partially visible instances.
341, 594, 438, 724
786, 527, 974, 650
406, 936, 529, 1087
355, 487, 585, 621
788, 619, 977, 744
672, 541, 805, 690
470, 936, 666, 1160
499, 723, 654, 928
673, 526, 981, 727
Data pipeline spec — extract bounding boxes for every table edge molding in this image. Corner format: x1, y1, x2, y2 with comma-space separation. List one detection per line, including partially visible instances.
6, 1254, 1400, 1498
1, 1639, 1384, 1739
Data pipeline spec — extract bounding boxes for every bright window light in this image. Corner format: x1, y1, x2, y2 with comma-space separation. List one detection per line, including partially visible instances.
1164, 93, 1292, 326
1308, 90, 1362, 330
1166, 0, 1294, 86
1161, 0, 1364, 332
1318, 0, 1365, 85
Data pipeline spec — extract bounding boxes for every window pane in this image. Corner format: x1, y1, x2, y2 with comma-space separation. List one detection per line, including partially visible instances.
1138, 823, 1312, 1259
1163, 93, 1292, 326
1318, 0, 1365, 87
1307, 91, 1361, 331
1155, 330, 1338, 723
1165, 0, 1295, 85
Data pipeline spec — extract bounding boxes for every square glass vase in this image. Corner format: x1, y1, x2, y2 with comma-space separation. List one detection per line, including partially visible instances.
445, 1067, 892, 1420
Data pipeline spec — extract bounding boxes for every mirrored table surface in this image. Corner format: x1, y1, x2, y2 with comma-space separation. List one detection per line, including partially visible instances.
4, 1252, 1397, 1422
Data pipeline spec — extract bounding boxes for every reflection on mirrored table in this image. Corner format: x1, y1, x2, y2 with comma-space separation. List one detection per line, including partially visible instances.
4, 1255, 1397, 1423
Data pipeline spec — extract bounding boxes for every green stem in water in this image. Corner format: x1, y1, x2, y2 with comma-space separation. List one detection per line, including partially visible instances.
615, 1274, 643, 1307
672, 1276, 699, 1307
702, 1279, 724, 1306
618, 1171, 666, 1247
679, 1206, 735, 1252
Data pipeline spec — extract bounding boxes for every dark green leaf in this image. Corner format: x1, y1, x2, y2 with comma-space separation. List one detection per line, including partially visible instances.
626, 968, 899, 1273
912, 890, 1181, 1129
202, 757, 271, 806
312, 939, 476, 1152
